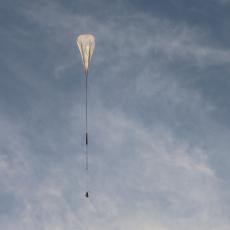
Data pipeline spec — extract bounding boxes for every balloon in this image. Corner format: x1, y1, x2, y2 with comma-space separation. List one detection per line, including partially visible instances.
77, 34, 95, 77
76, 34, 96, 198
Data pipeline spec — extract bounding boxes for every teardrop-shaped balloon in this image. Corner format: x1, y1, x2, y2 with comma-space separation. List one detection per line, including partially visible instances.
77, 34, 95, 77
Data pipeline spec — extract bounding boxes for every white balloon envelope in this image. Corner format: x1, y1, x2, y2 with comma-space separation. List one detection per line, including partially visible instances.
77, 34, 95, 77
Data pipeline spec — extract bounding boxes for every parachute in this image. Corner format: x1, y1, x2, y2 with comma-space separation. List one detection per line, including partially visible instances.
76, 34, 95, 198
77, 34, 95, 77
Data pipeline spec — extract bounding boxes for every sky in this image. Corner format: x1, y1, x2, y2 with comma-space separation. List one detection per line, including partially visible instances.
0, 0, 230, 229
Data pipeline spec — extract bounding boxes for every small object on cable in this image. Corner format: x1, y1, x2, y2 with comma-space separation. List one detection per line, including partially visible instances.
86, 132, 88, 145
85, 191, 89, 198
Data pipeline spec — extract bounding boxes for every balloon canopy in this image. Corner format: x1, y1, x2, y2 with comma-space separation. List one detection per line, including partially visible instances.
77, 34, 95, 77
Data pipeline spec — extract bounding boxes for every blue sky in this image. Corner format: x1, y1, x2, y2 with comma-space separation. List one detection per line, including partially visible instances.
0, 0, 230, 229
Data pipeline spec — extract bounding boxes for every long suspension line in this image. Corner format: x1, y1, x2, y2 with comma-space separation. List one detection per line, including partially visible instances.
85, 72, 89, 198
